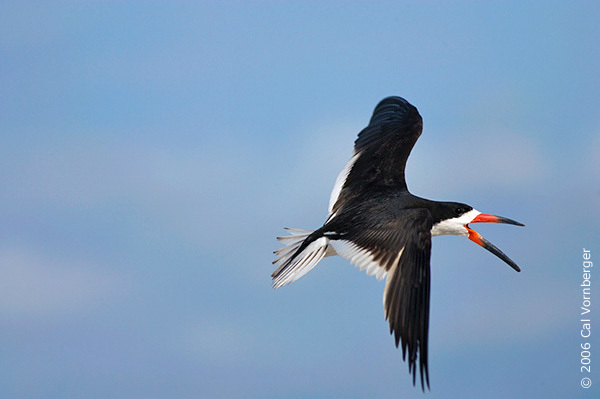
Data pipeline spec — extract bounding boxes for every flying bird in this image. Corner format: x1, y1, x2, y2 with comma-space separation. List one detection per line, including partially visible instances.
271, 96, 523, 390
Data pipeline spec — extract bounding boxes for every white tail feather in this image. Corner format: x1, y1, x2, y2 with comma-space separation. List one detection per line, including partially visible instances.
272, 229, 329, 289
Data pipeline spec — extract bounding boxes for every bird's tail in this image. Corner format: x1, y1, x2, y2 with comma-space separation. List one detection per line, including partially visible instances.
272, 228, 330, 289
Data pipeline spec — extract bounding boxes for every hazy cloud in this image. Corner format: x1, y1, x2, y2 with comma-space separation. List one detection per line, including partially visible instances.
0, 246, 128, 318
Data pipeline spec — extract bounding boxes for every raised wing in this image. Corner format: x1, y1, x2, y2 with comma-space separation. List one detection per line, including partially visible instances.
329, 96, 423, 217
325, 206, 433, 390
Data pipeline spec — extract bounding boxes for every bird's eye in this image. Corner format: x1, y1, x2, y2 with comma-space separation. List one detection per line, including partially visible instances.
455, 207, 464, 215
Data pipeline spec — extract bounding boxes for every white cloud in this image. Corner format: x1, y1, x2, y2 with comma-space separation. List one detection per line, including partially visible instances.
177, 320, 255, 365
0, 247, 128, 318
278, 119, 363, 217
407, 128, 548, 197
429, 271, 571, 355
277, 116, 549, 205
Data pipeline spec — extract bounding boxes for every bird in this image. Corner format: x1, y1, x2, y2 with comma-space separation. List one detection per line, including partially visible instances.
271, 96, 524, 390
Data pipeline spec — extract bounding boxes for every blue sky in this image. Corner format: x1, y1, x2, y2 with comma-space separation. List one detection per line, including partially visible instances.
1, 1, 599, 398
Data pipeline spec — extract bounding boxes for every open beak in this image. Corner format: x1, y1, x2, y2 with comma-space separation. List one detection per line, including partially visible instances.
470, 213, 524, 226
466, 213, 524, 272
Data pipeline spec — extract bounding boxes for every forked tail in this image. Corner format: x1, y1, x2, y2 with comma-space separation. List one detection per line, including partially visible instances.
272, 228, 330, 288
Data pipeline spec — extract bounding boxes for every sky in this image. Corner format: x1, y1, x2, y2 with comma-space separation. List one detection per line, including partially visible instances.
1, 1, 599, 398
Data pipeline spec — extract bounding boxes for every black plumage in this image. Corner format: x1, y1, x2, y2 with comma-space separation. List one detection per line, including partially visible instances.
272, 96, 523, 390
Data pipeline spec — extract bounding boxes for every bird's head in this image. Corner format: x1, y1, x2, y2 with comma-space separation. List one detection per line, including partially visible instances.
431, 202, 524, 272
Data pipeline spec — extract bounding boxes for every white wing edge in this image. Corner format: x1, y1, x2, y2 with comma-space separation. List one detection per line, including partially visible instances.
382, 247, 405, 318
328, 152, 361, 214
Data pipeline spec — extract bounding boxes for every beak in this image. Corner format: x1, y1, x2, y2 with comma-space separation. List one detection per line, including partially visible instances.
466, 213, 524, 272
470, 213, 525, 226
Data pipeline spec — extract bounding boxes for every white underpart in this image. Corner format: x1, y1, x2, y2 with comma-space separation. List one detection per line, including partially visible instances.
328, 152, 361, 215
430, 209, 481, 237
274, 229, 406, 288
330, 240, 388, 280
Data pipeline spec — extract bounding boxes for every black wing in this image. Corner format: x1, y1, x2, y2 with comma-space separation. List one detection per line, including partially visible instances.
325, 206, 433, 390
329, 96, 423, 217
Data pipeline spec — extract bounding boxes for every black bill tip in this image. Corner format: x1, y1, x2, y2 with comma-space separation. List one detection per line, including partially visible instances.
467, 227, 521, 272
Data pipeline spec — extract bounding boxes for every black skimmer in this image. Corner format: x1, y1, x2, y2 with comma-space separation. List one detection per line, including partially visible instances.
272, 96, 523, 390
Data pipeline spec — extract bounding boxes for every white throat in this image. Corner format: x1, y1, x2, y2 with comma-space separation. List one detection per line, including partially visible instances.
430, 209, 481, 237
